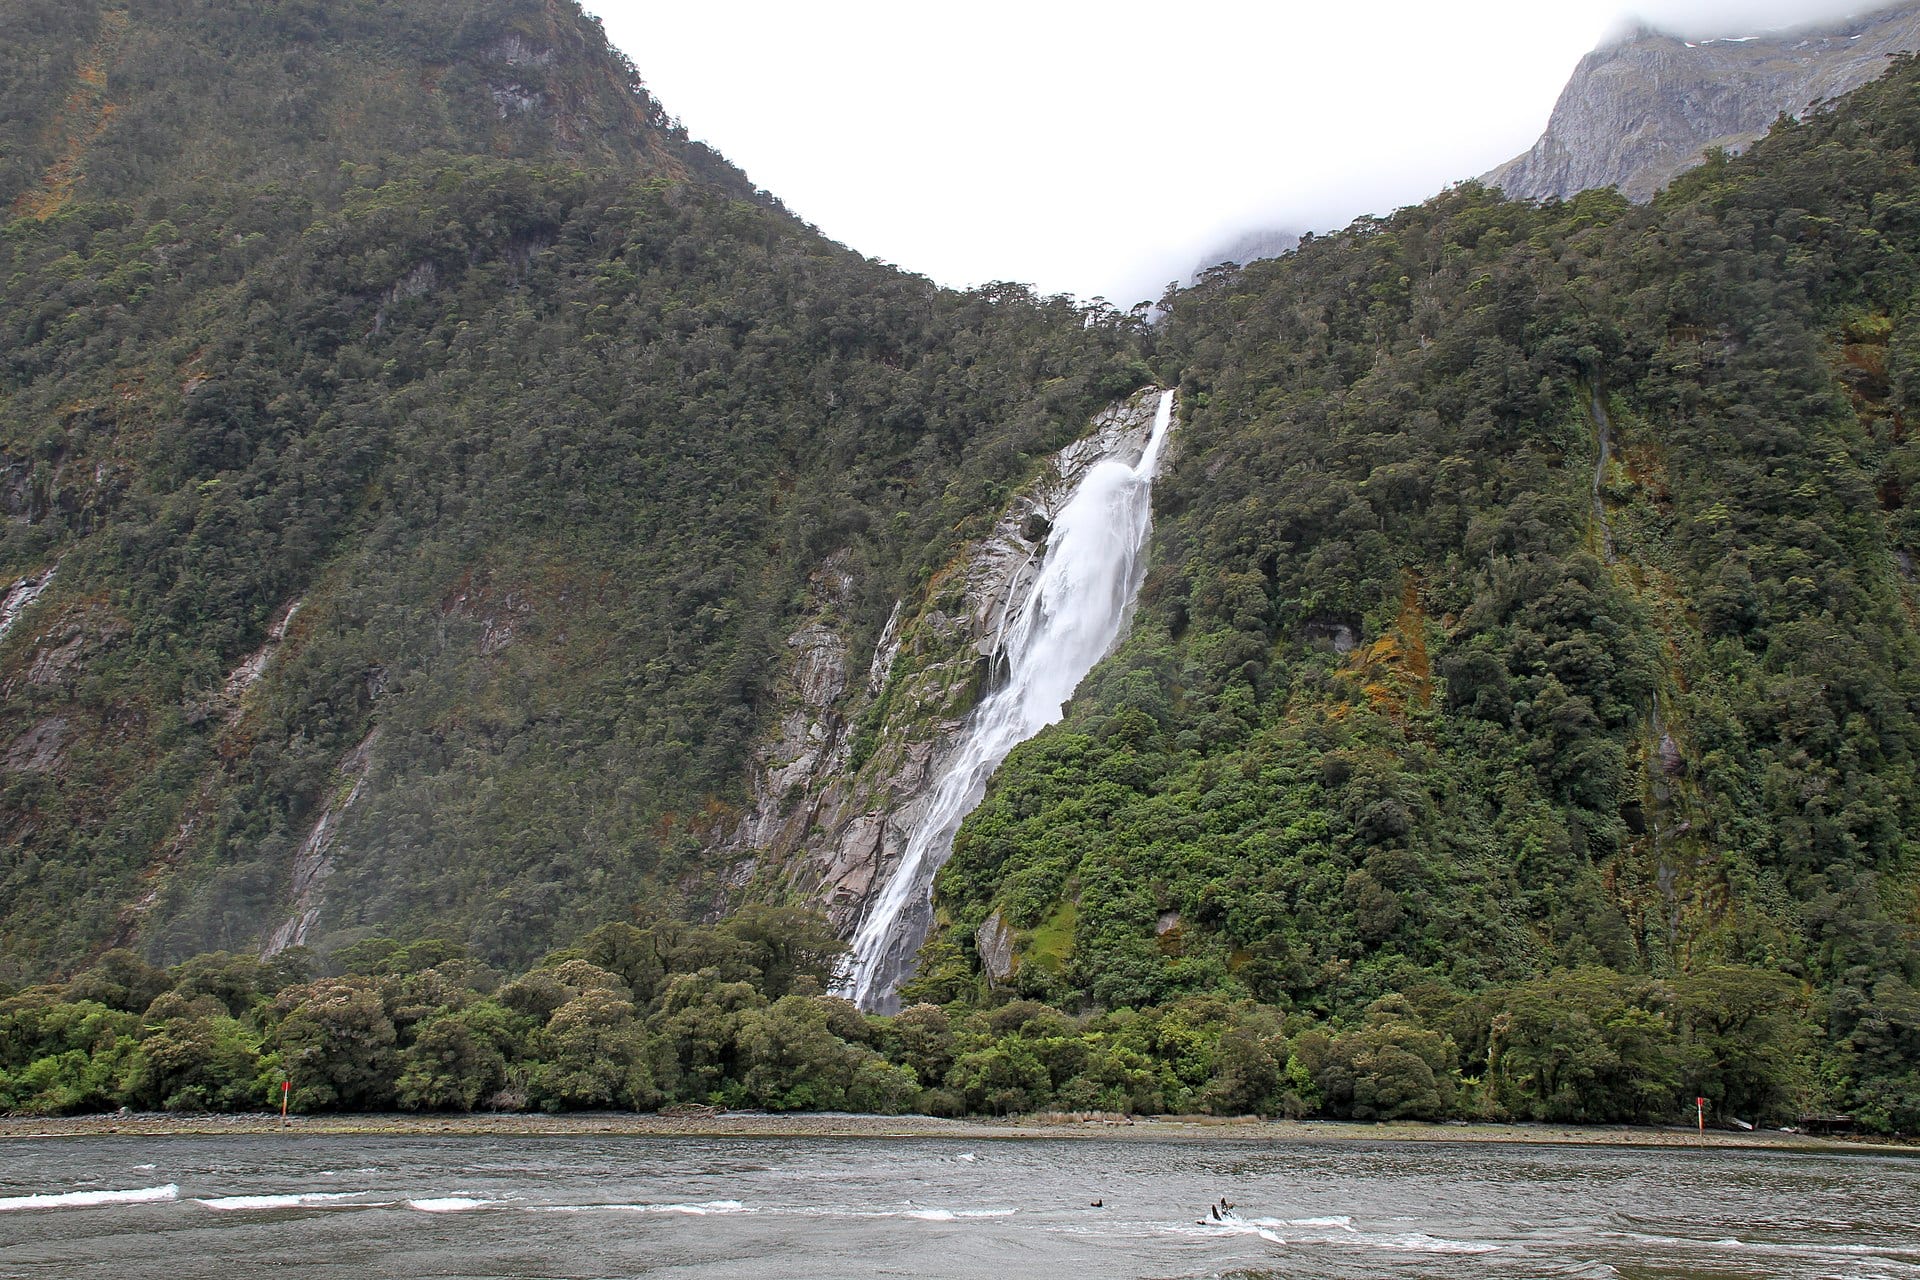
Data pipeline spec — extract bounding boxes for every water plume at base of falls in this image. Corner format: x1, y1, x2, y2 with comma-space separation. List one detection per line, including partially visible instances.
837, 389, 1175, 1012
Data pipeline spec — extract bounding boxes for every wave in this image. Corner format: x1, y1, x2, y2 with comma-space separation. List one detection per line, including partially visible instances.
532, 1199, 747, 1216
1357, 1231, 1502, 1254
630, 1200, 746, 1216
196, 1192, 365, 1211
1621, 1230, 1920, 1260
1189, 1215, 1499, 1255
0, 1184, 180, 1212
903, 1208, 1018, 1221
405, 1197, 492, 1213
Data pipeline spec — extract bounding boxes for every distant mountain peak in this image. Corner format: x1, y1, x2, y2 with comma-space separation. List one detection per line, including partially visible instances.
1485, 0, 1920, 203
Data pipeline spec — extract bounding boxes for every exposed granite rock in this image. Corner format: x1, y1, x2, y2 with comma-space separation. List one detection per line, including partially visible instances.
1485, 3, 1920, 203
4, 601, 127, 698
441, 573, 534, 656
1303, 617, 1358, 655
0, 568, 55, 646
975, 910, 1017, 987
5, 715, 70, 773
261, 727, 380, 957
208, 598, 302, 722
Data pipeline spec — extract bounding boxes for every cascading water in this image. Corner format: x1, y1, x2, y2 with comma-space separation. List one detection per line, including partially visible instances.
839, 389, 1175, 1012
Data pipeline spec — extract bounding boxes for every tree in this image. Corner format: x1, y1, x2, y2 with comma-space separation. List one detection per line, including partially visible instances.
274, 977, 399, 1111
530, 988, 657, 1111
1672, 965, 1813, 1122
396, 1007, 511, 1111
721, 907, 847, 999
735, 995, 901, 1111
127, 992, 271, 1112
66, 950, 169, 1014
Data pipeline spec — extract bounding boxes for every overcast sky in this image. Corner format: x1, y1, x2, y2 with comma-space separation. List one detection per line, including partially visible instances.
586, 0, 1888, 306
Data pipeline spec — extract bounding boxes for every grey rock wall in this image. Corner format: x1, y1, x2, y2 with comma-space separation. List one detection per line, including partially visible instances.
1485, 3, 1920, 203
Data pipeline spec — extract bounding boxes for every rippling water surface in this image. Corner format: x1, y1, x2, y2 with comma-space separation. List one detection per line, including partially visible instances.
2, 1132, 1916, 1278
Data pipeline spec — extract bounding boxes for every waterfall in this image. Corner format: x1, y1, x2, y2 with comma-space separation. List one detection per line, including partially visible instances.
839, 388, 1175, 1012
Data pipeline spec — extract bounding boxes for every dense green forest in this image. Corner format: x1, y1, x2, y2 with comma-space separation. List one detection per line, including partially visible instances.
0, 924, 1818, 1126
2, 0, 1918, 1132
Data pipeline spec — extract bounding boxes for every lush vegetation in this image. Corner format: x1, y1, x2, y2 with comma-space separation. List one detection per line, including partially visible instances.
3, 0, 1917, 1134
0, 0, 1146, 973
917, 61, 1920, 1132
0, 922, 1818, 1126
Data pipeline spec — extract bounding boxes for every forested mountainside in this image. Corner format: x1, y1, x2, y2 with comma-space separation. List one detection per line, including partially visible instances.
3, 0, 1919, 1131
911, 59, 1920, 1128
0, 0, 1148, 974
0, 0, 750, 210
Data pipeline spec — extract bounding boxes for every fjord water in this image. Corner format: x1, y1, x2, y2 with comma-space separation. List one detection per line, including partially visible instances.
4, 1133, 1917, 1279
842, 389, 1177, 1012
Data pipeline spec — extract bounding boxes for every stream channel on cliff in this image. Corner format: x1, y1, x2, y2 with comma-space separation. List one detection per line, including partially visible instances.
4, 1131, 1917, 1278
839, 388, 1176, 1013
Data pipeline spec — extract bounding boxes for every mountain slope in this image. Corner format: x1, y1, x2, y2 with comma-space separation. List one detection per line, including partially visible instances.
1484, 1, 1920, 202
0, 0, 1148, 976
0, 0, 749, 216
909, 61, 1920, 1127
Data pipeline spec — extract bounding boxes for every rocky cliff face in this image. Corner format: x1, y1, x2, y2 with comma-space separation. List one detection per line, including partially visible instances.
711, 387, 1171, 942
1485, 3, 1920, 202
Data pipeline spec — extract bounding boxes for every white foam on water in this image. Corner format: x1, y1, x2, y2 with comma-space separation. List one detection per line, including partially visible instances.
196, 1192, 364, 1211
1180, 1220, 1290, 1243
903, 1208, 1018, 1221
132, 1164, 157, 1172
0, 1184, 179, 1212
1356, 1231, 1502, 1254
538, 1199, 748, 1216
1622, 1230, 1920, 1260
639, 1200, 746, 1215
1189, 1215, 1499, 1256
405, 1197, 491, 1213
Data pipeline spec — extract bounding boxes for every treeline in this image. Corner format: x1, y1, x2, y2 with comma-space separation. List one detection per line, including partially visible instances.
0, 913, 1827, 1128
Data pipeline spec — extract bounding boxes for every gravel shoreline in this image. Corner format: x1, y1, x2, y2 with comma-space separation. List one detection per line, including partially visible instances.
2, 1110, 1910, 1152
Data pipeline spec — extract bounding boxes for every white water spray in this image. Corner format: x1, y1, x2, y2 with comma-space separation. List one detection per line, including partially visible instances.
839, 389, 1175, 1012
